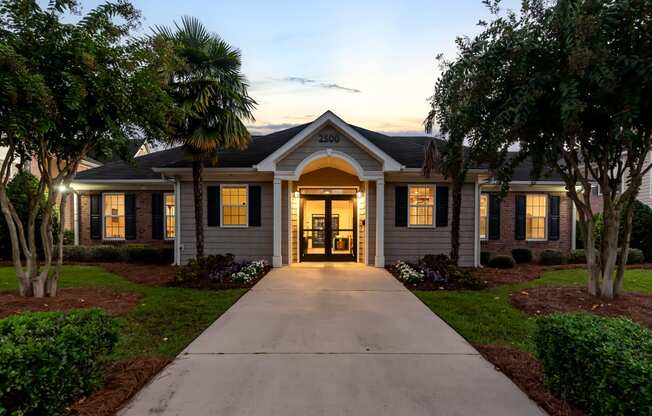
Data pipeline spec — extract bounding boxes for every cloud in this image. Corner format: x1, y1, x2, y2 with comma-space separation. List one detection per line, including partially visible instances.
282, 77, 361, 93
247, 122, 299, 135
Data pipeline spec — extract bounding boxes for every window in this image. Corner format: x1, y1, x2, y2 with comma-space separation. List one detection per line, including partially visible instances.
408, 185, 434, 226
221, 186, 248, 226
103, 193, 125, 239
164, 193, 175, 239
480, 194, 488, 239
526, 194, 546, 240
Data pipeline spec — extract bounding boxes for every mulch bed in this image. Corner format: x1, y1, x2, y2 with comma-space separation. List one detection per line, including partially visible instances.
0, 288, 142, 318
511, 286, 652, 329
385, 265, 487, 291
472, 264, 583, 287
99, 263, 177, 287
475, 344, 584, 416
71, 357, 172, 416
168, 266, 272, 290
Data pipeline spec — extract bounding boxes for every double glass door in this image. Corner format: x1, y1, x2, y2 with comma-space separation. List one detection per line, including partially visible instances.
300, 195, 356, 261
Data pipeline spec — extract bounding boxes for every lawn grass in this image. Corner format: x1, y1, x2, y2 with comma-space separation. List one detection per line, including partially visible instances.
414, 268, 652, 353
0, 266, 246, 359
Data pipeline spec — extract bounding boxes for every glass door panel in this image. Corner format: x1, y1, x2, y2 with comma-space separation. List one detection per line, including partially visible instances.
302, 199, 326, 255
331, 199, 355, 256
300, 195, 357, 261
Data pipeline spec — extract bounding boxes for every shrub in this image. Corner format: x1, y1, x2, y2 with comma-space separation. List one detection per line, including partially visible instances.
480, 251, 492, 265
418, 254, 485, 289
393, 261, 425, 285
628, 200, 652, 262
535, 313, 652, 416
568, 249, 586, 264
0, 310, 118, 416
626, 248, 645, 265
174, 253, 235, 283
123, 244, 174, 264
63, 244, 174, 264
539, 249, 564, 265
231, 260, 269, 284
511, 248, 533, 264
488, 255, 515, 269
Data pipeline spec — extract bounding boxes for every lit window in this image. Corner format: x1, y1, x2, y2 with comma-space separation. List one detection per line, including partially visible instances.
409, 185, 434, 226
165, 193, 175, 239
480, 194, 488, 239
103, 193, 125, 239
526, 194, 546, 240
222, 186, 248, 226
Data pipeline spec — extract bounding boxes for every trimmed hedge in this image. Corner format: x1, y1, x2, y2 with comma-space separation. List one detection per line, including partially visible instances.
63, 244, 174, 264
488, 255, 515, 269
539, 249, 564, 265
626, 248, 645, 265
0, 310, 118, 416
511, 248, 533, 264
535, 313, 652, 416
568, 249, 586, 264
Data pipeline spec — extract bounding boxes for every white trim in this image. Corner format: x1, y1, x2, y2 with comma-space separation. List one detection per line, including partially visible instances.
407, 184, 436, 228
73, 192, 79, 246
364, 181, 369, 265
571, 200, 577, 251
255, 111, 403, 172
274, 149, 384, 181
101, 192, 126, 241
474, 178, 480, 267
374, 177, 385, 267
174, 178, 181, 265
272, 177, 282, 267
287, 180, 293, 265
219, 184, 249, 228
73, 179, 171, 184
163, 192, 175, 240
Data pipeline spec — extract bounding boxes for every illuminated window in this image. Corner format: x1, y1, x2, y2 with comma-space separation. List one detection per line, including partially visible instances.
480, 194, 488, 239
526, 194, 546, 240
103, 193, 125, 239
409, 185, 434, 226
222, 186, 248, 226
165, 193, 175, 239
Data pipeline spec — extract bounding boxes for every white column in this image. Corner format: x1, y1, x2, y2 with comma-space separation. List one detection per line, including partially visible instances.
73, 192, 79, 246
273, 177, 283, 267
571, 200, 577, 251
474, 178, 480, 267
375, 177, 385, 267
365, 181, 369, 265
287, 180, 293, 265
174, 178, 182, 265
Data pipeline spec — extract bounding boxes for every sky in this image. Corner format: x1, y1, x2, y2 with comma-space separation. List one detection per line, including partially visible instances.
62, 0, 521, 136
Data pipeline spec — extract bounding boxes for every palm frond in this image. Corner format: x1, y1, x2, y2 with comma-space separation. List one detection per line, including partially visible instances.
422, 139, 443, 178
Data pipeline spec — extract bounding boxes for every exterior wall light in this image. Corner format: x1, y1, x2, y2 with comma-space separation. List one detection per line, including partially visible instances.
356, 191, 363, 199
293, 191, 300, 198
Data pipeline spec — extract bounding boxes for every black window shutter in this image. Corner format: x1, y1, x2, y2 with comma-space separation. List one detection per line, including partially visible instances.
90, 194, 102, 240
515, 194, 526, 240
395, 186, 408, 227
207, 186, 220, 227
125, 193, 137, 240
436, 186, 449, 227
152, 192, 164, 240
249, 186, 261, 226
548, 195, 561, 241
488, 193, 501, 240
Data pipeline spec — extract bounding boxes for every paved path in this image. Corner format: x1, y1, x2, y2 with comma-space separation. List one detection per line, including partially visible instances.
120, 263, 545, 416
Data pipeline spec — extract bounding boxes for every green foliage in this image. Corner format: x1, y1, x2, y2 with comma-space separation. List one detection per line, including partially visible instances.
626, 200, 652, 261
488, 255, 515, 269
535, 313, 652, 416
419, 254, 486, 289
539, 250, 564, 266
174, 253, 235, 283
63, 244, 174, 264
0, 309, 118, 416
62, 229, 74, 245
568, 250, 586, 264
626, 248, 645, 265
480, 251, 492, 265
511, 248, 533, 264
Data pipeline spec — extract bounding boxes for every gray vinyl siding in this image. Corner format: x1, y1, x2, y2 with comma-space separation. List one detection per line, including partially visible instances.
638, 152, 652, 208
276, 125, 382, 172
384, 182, 476, 267
179, 181, 273, 264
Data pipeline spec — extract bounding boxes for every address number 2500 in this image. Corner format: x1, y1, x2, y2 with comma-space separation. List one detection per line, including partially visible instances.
318, 134, 340, 143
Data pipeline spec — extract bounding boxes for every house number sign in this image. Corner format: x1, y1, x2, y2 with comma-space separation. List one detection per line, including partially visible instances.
318, 133, 340, 143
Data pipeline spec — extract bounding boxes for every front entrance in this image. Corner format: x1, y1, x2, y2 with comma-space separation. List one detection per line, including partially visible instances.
300, 194, 357, 262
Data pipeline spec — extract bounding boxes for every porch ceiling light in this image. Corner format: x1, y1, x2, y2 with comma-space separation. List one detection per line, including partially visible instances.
356, 191, 363, 199
293, 191, 300, 198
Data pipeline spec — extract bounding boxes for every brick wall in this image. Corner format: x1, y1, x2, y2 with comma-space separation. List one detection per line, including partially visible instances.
79, 190, 172, 245
481, 191, 572, 259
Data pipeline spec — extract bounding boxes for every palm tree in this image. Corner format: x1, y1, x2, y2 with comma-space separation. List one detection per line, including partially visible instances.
154, 17, 256, 258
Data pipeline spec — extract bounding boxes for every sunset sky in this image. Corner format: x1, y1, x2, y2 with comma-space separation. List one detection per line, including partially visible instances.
66, 0, 521, 136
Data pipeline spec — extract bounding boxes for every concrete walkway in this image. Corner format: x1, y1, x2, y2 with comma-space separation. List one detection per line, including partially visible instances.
120, 263, 544, 416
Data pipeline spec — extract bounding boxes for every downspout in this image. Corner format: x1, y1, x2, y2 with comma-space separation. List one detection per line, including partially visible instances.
174, 177, 182, 265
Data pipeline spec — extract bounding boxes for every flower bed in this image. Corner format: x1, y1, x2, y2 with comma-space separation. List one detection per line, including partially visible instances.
173, 254, 271, 289
392, 261, 425, 285
387, 254, 486, 290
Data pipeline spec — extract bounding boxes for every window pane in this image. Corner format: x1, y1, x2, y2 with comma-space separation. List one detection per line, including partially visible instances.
480, 194, 488, 238
103, 194, 125, 239
409, 186, 434, 226
526, 195, 546, 239
222, 186, 248, 226
165, 193, 175, 239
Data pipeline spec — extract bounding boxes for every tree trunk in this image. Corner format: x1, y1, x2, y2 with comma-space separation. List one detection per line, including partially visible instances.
599, 205, 621, 299
192, 159, 205, 258
450, 177, 463, 264
51, 190, 68, 297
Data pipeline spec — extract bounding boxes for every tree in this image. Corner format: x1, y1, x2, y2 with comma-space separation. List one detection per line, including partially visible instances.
0, 0, 175, 297
437, 0, 652, 299
153, 17, 256, 259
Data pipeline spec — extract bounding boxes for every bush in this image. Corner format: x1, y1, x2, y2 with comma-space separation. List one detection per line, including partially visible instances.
480, 251, 492, 265
414, 254, 485, 289
174, 253, 236, 283
488, 255, 515, 269
626, 248, 645, 265
511, 248, 533, 264
0, 310, 118, 416
535, 313, 652, 416
63, 244, 174, 264
394, 261, 425, 285
568, 249, 586, 264
628, 200, 652, 262
539, 249, 564, 265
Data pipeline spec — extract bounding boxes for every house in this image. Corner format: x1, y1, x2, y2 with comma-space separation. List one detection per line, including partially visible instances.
71, 111, 576, 267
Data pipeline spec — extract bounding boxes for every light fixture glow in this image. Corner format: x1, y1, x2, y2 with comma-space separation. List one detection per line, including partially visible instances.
57, 184, 67, 193
356, 191, 363, 198
293, 191, 300, 198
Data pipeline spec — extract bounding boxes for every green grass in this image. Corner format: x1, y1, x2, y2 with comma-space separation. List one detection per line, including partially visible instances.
414, 268, 652, 353
0, 266, 245, 359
